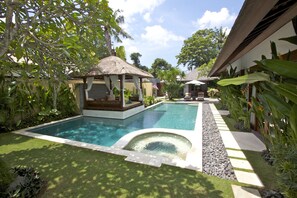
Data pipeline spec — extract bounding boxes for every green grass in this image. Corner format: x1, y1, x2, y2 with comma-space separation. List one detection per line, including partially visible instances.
214, 102, 227, 110
0, 133, 237, 197
243, 150, 278, 190
221, 115, 238, 131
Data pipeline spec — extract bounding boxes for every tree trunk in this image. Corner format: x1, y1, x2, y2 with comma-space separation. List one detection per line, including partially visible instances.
52, 80, 61, 110
0, 0, 17, 57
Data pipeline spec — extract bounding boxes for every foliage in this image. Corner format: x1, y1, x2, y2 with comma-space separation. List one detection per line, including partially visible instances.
57, 84, 79, 116
115, 46, 126, 61
130, 52, 142, 68
0, 73, 34, 131
7, 167, 45, 198
103, 9, 132, 55
197, 58, 216, 78
0, 0, 130, 131
124, 89, 132, 104
130, 52, 149, 71
218, 72, 270, 86
113, 87, 120, 97
217, 39, 297, 196
157, 67, 183, 100
220, 85, 251, 131
0, 0, 128, 73
207, 88, 219, 98
176, 28, 227, 70
143, 96, 155, 107
218, 66, 251, 131
0, 72, 78, 132
150, 58, 172, 77
0, 159, 13, 197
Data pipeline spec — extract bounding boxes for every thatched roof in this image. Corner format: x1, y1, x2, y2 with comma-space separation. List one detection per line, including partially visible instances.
86, 56, 153, 78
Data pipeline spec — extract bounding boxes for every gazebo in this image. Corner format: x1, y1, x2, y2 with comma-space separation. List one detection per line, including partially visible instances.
77, 56, 153, 119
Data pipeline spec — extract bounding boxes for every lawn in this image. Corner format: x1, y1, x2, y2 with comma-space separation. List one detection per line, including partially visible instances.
243, 150, 278, 190
0, 133, 236, 197
221, 115, 238, 131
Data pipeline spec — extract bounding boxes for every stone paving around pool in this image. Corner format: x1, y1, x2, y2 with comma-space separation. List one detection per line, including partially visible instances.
210, 103, 266, 198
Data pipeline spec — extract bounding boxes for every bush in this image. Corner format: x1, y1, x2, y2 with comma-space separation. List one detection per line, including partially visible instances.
0, 160, 14, 197
144, 96, 155, 107
207, 88, 220, 98
7, 167, 45, 198
272, 143, 297, 197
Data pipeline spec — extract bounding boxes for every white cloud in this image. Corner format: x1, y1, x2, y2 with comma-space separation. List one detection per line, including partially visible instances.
141, 25, 184, 47
157, 16, 164, 23
193, 8, 237, 30
143, 12, 151, 23
109, 0, 165, 23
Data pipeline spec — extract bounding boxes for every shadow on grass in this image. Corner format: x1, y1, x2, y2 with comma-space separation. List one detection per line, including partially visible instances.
0, 133, 231, 197
242, 150, 277, 190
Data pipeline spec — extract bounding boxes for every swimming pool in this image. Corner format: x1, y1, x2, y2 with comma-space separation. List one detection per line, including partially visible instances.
29, 103, 198, 147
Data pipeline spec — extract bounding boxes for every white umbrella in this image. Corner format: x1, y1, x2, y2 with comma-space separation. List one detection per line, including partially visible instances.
185, 80, 205, 85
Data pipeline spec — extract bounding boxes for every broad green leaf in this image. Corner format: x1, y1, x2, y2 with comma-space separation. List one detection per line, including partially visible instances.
260, 59, 297, 79
270, 42, 278, 59
15, 46, 23, 60
290, 104, 297, 133
279, 35, 297, 45
217, 72, 270, 86
275, 83, 297, 104
262, 92, 290, 116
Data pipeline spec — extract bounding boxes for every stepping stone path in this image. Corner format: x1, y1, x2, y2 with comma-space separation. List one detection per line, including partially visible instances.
209, 104, 265, 198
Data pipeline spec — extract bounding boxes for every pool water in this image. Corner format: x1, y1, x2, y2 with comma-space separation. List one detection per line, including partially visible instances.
30, 103, 198, 147
124, 132, 192, 160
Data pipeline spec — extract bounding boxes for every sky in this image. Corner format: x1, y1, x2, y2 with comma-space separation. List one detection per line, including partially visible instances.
109, 0, 245, 71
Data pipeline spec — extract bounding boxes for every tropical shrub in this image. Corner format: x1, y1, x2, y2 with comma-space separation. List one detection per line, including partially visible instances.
207, 88, 220, 98
218, 67, 251, 131
0, 72, 78, 132
144, 96, 155, 107
57, 84, 79, 116
217, 38, 297, 197
7, 167, 45, 198
0, 159, 13, 197
157, 67, 183, 100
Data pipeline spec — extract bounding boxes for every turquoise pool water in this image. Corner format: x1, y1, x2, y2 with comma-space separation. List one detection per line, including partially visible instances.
30, 103, 198, 147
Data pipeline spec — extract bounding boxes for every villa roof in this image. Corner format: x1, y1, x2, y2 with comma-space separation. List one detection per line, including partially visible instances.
209, 0, 297, 76
85, 56, 153, 78
180, 69, 218, 82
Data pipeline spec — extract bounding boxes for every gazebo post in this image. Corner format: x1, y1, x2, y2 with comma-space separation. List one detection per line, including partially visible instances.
140, 77, 143, 103
83, 77, 87, 109
109, 78, 112, 94
120, 75, 125, 108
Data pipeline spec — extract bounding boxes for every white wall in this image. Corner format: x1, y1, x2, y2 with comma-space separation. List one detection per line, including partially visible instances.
229, 21, 297, 71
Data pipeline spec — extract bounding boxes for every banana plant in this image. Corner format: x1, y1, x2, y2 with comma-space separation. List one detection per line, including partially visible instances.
217, 38, 297, 196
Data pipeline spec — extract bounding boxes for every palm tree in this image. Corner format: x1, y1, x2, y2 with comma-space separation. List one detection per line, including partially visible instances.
103, 9, 132, 55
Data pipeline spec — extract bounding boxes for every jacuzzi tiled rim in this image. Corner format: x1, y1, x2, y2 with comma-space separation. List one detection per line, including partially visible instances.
13, 102, 203, 171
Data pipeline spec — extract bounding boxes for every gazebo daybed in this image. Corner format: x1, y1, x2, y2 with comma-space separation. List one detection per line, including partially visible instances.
76, 56, 153, 119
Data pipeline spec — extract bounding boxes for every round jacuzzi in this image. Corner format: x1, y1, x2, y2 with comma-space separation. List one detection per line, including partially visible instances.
124, 132, 192, 160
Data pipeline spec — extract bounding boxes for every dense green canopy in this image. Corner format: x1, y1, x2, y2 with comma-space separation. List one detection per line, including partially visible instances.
176, 28, 226, 71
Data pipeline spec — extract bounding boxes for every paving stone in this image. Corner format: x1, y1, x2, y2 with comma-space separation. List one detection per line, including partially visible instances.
234, 170, 264, 187
231, 132, 266, 152
125, 153, 162, 167
230, 158, 253, 170
218, 110, 230, 116
227, 150, 246, 159
219, 131, 241, 150
218, 126, 230, 131
232, 185, 261, 198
